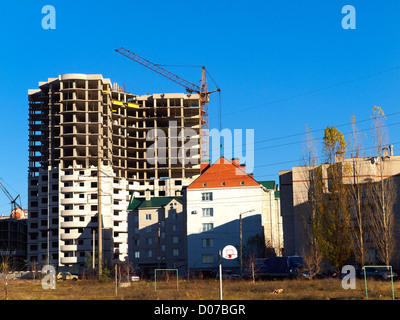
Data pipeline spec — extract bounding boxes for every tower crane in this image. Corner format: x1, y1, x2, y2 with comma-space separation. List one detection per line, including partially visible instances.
114, 47, 220, 160
0, 179, 23, 219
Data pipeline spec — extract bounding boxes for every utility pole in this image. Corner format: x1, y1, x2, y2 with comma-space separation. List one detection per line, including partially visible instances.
98, 135, 102, 279
240, 209, 255, 277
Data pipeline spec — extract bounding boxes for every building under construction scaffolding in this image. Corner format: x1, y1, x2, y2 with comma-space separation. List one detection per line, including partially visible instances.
27, 73, 204, 270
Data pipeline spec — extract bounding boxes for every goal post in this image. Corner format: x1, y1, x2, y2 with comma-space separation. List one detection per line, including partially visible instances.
154, 268, 178, 292
363, 265, 395, 300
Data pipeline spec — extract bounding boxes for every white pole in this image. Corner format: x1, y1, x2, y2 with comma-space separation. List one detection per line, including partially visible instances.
115, 264, 117, 296
219, 250, 223, 300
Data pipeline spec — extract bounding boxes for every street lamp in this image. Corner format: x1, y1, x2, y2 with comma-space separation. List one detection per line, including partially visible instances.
240, 209, 255, 277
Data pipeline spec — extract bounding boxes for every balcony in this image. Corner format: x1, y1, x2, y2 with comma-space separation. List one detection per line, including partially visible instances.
60, 198, 88, 205
60, 256, 77, 264
60, 244, 77, 252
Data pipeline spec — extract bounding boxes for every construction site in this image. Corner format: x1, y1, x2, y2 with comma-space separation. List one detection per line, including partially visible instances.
26, 48, 220, 271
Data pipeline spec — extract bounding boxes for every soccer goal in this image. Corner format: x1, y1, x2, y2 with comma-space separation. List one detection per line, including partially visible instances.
154, 269, 179, 292
363, 265, 395, 300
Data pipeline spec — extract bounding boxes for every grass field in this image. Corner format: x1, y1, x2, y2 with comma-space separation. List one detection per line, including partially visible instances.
0, 277, 398, 300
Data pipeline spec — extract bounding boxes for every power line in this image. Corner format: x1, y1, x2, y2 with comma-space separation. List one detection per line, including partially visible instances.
208, 65, 400, 120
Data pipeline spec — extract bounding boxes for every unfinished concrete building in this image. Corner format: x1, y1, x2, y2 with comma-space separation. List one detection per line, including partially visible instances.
28, 73, 203, 270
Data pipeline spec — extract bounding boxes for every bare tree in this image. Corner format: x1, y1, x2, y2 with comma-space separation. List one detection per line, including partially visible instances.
366, 106, 397, 266
298, 126, 323, 279
347, 115, 368, 267
0, 253, 14, 300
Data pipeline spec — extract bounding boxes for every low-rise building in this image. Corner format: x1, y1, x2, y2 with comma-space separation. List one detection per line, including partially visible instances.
127, 190, 186, 277
186, 157, 282, 275
279, 147, 400, 265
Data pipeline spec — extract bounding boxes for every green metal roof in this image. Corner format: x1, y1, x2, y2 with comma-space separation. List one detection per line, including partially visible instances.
258, 181, 276, 190
127, 194, 183, 210
274, 190, 280, 199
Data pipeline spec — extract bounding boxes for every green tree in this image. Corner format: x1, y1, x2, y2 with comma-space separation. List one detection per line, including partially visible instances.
322, 126, 347, 164
316, 126, 351, 270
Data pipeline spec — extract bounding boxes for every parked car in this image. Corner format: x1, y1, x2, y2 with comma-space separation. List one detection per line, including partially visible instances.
57, 271, 79, 281
216, 270, 240, 280
254, 256, 304, 279
360, 267, 398, 280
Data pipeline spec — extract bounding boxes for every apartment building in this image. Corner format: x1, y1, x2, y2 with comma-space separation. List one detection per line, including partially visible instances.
28, 73, 203, 270
127, 191, 186, 277
0, 213, 27, 269
279, 146, 400, 263
186, 157, 282, 274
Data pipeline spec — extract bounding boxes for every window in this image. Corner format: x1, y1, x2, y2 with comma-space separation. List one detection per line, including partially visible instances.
146, 250, 152, 258
202, 238, 214, 248
201, 192, 213, 201
202, 208, 213, 217
172, 224, 179, 231
202, 254, 214, 264
173, 249, 179, 257
145, 226, 152, 233
145, 214, 151, 221
172, 236, 179, 244
146, 237, 153, 245
202, 223, 214, 232
134, 251, 140, 259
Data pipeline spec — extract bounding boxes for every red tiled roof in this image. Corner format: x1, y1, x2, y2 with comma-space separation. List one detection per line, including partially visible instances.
187, 157, 260, 189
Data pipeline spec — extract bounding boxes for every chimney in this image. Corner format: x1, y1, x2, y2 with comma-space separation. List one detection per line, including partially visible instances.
383, 147, 389, 158
335, 153, 344, 163
145, 189, 151, 201
231, 158, 240, 167
389, 144, 394, 156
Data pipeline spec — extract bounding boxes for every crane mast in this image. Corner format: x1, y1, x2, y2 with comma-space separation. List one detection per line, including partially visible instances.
115, 47, 220, 161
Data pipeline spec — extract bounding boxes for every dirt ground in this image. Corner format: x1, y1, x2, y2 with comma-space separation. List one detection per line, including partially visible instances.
0, 277, 398, 300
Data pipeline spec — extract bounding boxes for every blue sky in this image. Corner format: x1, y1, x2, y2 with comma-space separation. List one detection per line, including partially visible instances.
0, 0, 399, 212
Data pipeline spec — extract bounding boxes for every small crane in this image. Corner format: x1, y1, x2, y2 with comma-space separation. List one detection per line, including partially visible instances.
0, 179, 23, 219
115, 47, 221, 160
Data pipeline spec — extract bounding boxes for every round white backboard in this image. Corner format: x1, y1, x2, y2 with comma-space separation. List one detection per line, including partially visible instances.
222, 245, 238, 259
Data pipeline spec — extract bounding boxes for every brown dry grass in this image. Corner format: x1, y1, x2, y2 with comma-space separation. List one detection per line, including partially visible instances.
0, 277, 398, 300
